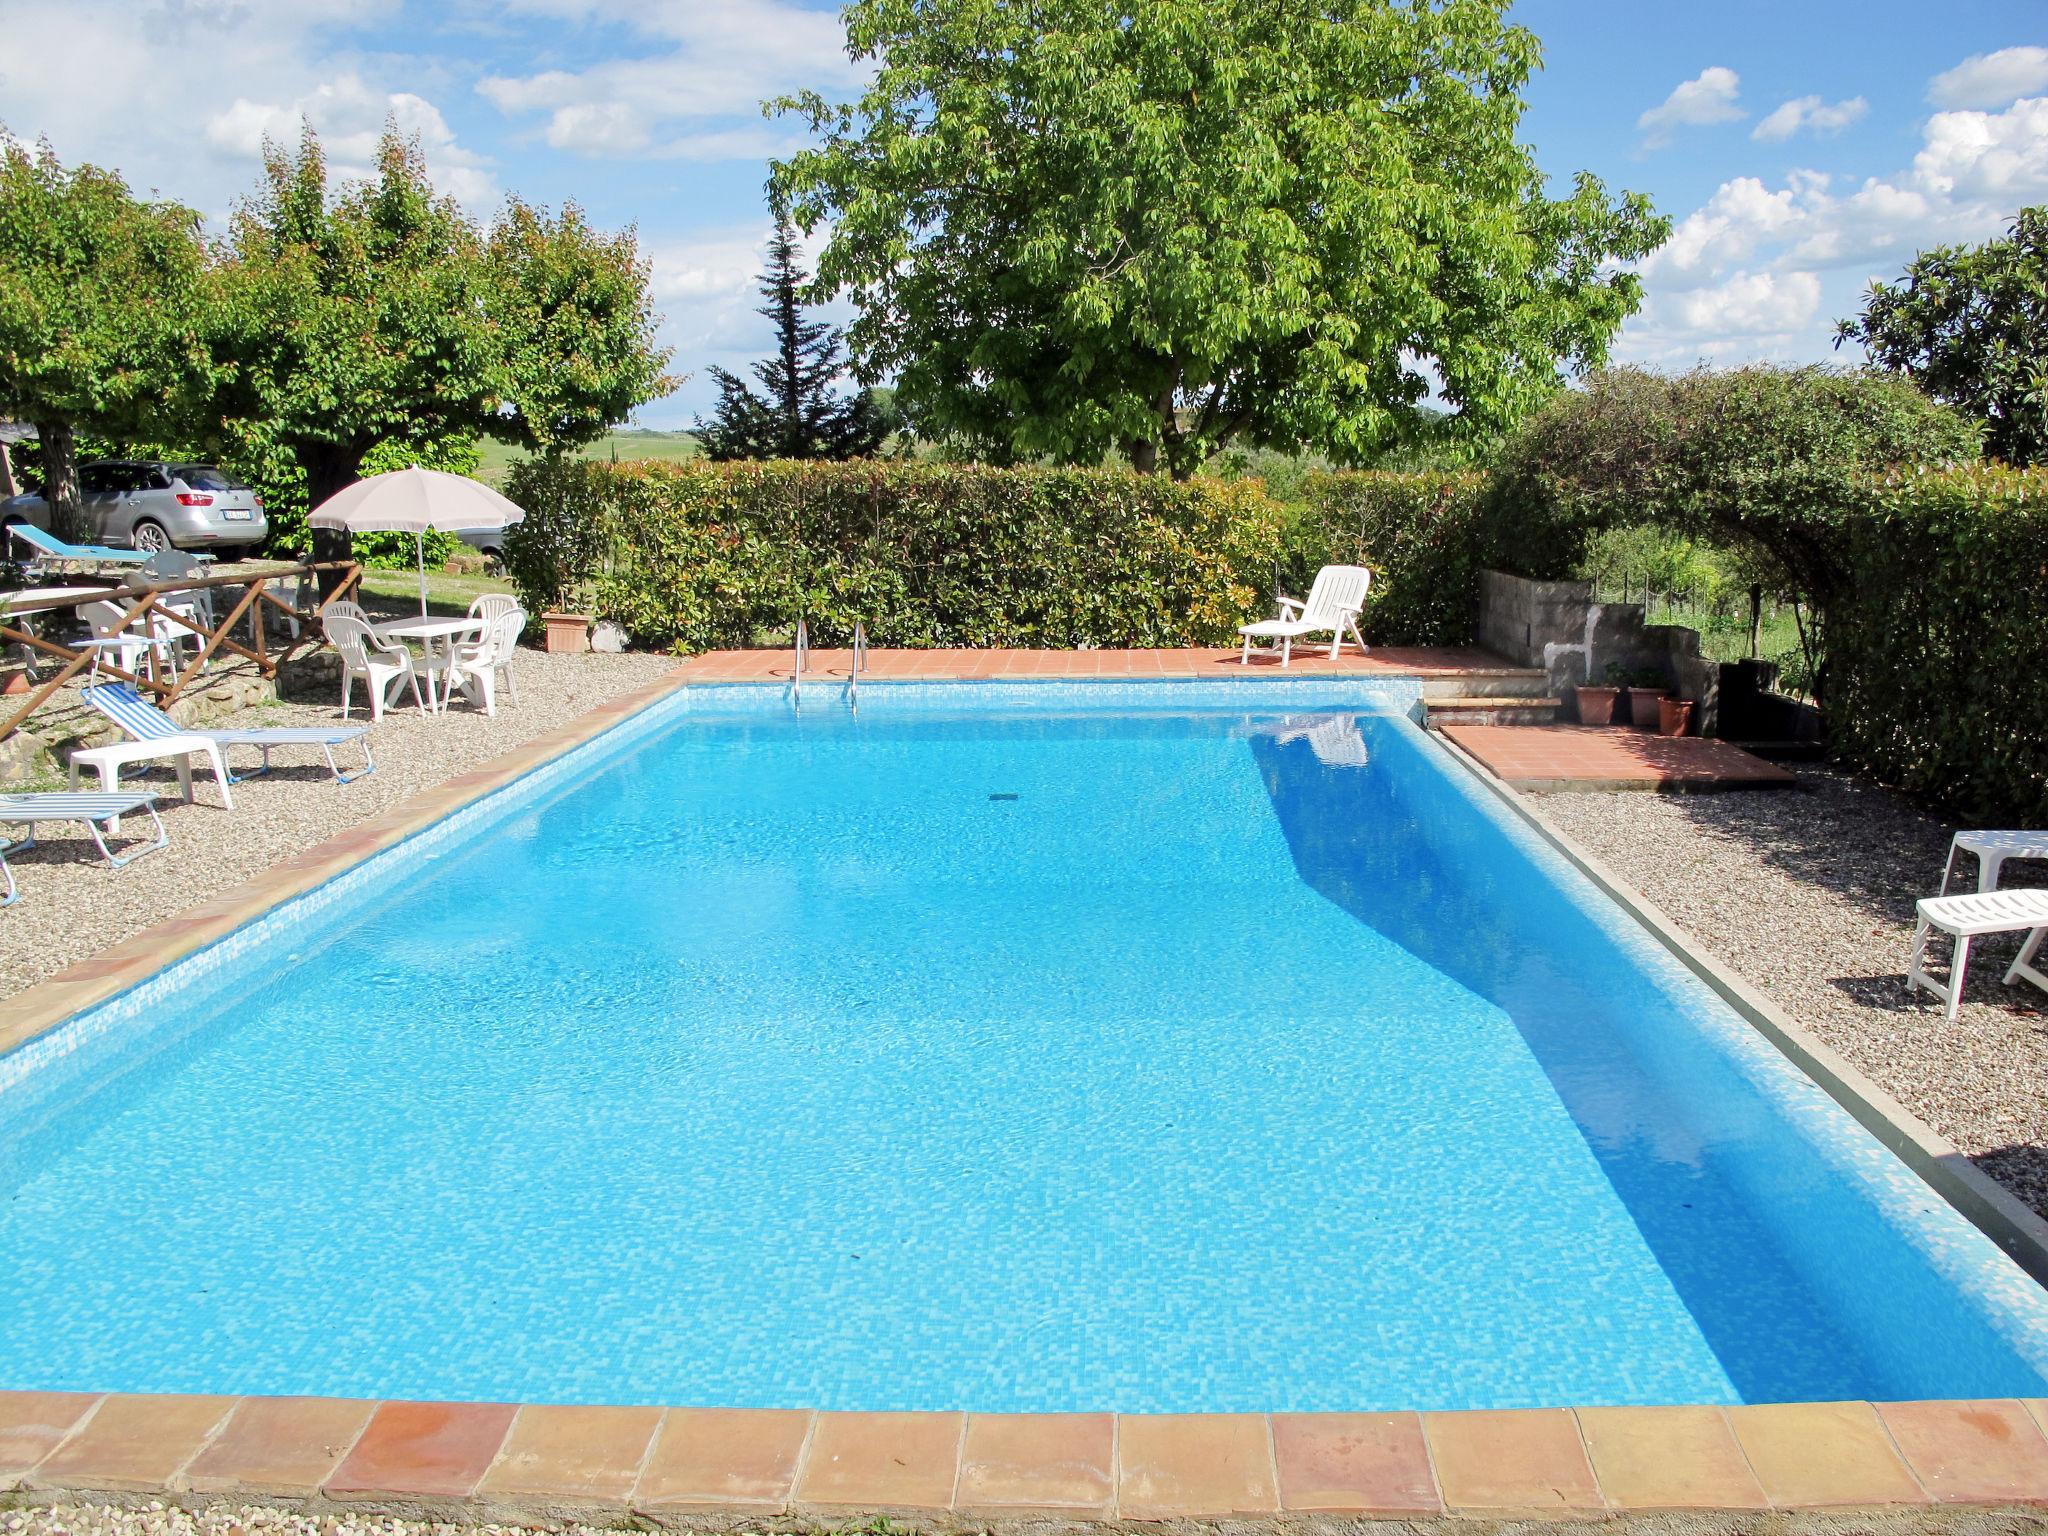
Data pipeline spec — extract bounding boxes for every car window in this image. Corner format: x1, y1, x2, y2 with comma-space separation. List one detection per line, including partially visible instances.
145, 467, 171, 490
79, 466, 112, 495
172, 465, 239, 492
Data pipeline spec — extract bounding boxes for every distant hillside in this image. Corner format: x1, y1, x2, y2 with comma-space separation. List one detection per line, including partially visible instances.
476, 428, 700, 484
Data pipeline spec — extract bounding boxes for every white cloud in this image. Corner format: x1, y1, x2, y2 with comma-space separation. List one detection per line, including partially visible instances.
1752, 95, 1868, 142
476, 0, 862, 162
1914, 96, 2048, 200
1637, 66, 1745, 151
1930, 46, 2048, 109
1672, 270, 1822, 336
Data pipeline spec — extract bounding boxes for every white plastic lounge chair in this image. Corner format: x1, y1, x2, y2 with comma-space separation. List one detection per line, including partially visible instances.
325, 611, 426, 722
1238, 565, 1372, 665
0, 791, 168, 906
1939, 831, 2048, 894
80, 680, 373, 788
7, 522, 150, 566
424, 606, 525, 717
1906, 887, 2048, 1022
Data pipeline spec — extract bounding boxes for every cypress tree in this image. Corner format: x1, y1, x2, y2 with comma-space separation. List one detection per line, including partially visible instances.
696, 213, 884, 460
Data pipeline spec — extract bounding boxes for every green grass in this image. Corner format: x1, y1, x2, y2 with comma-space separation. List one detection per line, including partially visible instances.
474, 428, 700, 485
358, 566, 517, 619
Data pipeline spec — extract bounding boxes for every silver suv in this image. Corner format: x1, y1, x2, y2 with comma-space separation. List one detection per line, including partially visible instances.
2, 460, 268, 555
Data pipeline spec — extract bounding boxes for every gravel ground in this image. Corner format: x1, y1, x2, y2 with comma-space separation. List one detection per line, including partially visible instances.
0, 645, 675, 1000
1538, 767, 2048, 1218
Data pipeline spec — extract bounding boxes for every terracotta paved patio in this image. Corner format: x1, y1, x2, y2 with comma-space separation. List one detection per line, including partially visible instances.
1444, 724, 1798, 791
676, 644, 1527, 682
6, 1389, 2047, 1523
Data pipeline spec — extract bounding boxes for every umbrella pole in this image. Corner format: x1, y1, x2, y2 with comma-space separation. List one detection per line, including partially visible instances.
417, 531, 429, 619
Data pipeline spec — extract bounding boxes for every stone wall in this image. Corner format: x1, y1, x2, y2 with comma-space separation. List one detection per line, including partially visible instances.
1478, 570, 1723, 732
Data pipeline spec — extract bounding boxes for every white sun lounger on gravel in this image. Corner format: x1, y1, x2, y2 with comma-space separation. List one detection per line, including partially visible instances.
1906, 887, 2048, 1022
80, 681, 373, 788
0, 791, 167, 906
1238, 565, 1372, 665
1939, 830, 2048, 894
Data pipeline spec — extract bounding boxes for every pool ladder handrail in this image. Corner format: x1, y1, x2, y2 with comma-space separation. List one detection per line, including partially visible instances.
848, 622, 866, 713
789, 618, 862, 712
790, 618, 808, 710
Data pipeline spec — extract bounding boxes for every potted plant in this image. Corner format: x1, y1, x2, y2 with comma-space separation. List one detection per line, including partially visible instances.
1621, 666, 1668, 728
541, 610, 592, 655
1658, 696, 1696, 736
1575, 667, 1621, 727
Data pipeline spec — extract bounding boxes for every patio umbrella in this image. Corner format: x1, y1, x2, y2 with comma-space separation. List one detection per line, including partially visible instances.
308, 466, 526, 618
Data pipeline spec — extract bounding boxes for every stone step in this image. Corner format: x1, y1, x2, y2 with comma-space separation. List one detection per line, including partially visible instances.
1419, 670, 1551, 701
1424, 695, 1564, 729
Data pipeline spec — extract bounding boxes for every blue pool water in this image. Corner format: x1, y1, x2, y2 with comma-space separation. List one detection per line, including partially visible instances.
4, 680, 2048, 1412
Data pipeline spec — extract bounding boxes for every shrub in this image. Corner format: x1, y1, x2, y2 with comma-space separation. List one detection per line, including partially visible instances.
503, 458, 1291, 651
1824, 465, 2048, 824
1287, 473, 1490, 645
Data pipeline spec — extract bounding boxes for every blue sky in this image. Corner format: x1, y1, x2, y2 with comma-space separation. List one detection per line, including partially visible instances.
1, 0, 2043, 429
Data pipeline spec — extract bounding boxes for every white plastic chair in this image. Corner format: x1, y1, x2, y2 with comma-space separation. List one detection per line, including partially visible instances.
325, 612, 426, 722
469, 593, 522, 627
426, 607, 525, 717
1238, 565, 1372, 665
1906, 888, 2048, 1021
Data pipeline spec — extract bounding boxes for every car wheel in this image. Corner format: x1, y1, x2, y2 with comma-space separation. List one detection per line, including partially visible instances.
132, 519, 173, 555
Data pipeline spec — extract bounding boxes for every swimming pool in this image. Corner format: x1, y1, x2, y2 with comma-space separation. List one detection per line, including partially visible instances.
4, 679, 2047, 1413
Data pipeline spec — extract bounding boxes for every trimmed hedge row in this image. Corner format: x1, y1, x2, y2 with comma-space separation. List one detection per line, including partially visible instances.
1825, 466, 2048, 825
501, 458, 1498, 652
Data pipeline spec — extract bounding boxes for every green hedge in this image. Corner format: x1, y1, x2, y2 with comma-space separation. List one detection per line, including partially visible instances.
1825, 466, 2048, 824
502, 458, 1514, 654
502, 459, 1290, 650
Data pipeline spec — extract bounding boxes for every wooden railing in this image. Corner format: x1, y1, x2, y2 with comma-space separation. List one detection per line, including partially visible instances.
0, 560, 363, 740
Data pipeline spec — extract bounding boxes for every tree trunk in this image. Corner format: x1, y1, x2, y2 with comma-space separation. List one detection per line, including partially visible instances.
35, 420, 85, 544
0, 440, 16, 500
1747, 583, 1763, 658
302, 442, 366, 598
1125, 439, 1159, 475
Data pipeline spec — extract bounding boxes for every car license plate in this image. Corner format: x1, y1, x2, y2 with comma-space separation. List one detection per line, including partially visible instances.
224, 508, 253, 521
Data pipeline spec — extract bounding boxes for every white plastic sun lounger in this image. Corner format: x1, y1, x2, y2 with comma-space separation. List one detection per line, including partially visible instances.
0, 791, 167, 906
1939, 830, 2048, 894
1238, 565, 1372, 665
75, 683, 372, 810
1906, 887, 2048, 1022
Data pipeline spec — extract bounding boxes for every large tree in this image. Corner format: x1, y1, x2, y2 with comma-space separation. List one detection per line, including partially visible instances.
773, 0, 1667, 479
211, 125, 673, 520
1836, 206, 2048, 468
695, 212, 885, 460
0, 137, 215, 540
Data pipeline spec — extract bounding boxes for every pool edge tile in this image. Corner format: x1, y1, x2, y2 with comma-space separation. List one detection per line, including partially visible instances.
181, 1395, 377, 1500
323, 1400, 520, 1509
1575, 1405, 1768, 1512
1728, 1401, 1930, 1509
473, 1402, 664, 1520
792, 1411, 964, 1517
956, 1412, 1115, 1518
1422, 1408, 1604, 1519
633, 1407, 812, 1517
28, 1393, 237, 1495
1269, 1411, 1440, 1515
0, 1392, 103, 1490
1877, 1399, 2048, 1506
1115, 1413, 1280, 1520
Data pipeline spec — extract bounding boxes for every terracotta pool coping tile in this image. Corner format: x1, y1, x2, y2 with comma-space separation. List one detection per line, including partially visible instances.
1576, 1406, 1767, 1511
1728, 1401, 1928, 1508
1423, 1408, 1604, 1519
1116, 1414, 1279, 1520
1878, 1399, 2048, 1505
31, 1393, 237, 1493
0, 1392, 101, 1488
1270, 1411, 1439, 1515
956, 1413, 1115, 1517
324, 1400, 519, 1504
475, 1403, 662, 1515
182, 1396, 376, 1498
634, 1408, 812, 1514
794, 1411, 963, 1515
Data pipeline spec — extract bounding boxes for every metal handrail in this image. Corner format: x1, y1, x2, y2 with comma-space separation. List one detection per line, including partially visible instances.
848, 621, 866, 712
790, 617, 808, 710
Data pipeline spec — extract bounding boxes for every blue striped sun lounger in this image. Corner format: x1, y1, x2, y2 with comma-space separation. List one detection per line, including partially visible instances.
81, 682, 375, 786
6, 522, 150, 565
0, 791, 168, 906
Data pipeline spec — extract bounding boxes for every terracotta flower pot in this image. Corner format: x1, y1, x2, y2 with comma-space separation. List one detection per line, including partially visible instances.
1626, 686, 1666, 728
0, 665, 27, 697
1658, 696, 1696, 737
541, 612, 591, 656
1575, 685, 1619, 726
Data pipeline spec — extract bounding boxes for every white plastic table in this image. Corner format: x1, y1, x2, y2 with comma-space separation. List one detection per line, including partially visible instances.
1939, 831, 2048, 894
372, 617, 481, 713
